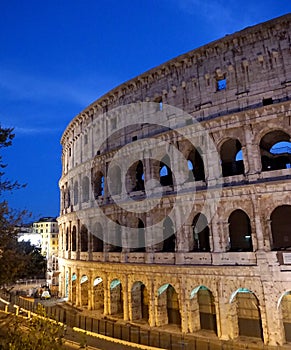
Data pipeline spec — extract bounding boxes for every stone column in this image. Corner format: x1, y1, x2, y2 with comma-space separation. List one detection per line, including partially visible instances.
103, 275, 109, 316
75, 268, 81, 307
123, 276, 129, 321
67, 266, 72, 303
148, 281, 156, 327
87, 270, 94, 310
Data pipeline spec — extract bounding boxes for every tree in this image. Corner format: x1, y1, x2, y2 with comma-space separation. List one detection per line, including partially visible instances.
0, 126, 28, 287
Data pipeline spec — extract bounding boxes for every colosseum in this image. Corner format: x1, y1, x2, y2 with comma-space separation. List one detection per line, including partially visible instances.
58, 14, 291, 347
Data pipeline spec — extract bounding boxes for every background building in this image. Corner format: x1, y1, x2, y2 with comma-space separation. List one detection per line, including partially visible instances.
33, 217, 59, 287
58, 14, 291, 346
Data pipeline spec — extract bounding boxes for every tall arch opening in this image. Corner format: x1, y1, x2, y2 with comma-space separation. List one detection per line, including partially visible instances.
228, 209, 253, 251
232, 289, 263, 340
80, 275, 88, 307
131, 281, 149, 322
72, 226, 77, 251
220, 139, 244, 177
187, 148, 205, 182
158, 284, 181, 326
73, 181, 79, 205
280, 291, 291, 342
260, 131, 291, 171
72, 273, 77, 305
160, 155, 173, 187
92, 171, 105, 198
271, 205, 291, 250
127, 160, 145, 193
109, 221, 122, 252
110, 279, 123, 317
93, 277, 104, 312
162, 217, 175, 252
92, 223, 103, 252
80, 225, 88, 252
191, 213, 210, 252
109, 165, 122, 195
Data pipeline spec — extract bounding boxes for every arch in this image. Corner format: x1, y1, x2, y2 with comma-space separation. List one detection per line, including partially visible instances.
131, 281, 149, 322
187, 148, 205, 182
73, 181, 79, 205
127, 160, 145, 192
72, 273, 77, 305
271, 205, 291, 250
220, 139, 244, 177
162, 217, 175, 252
80, 225, 88, 252
260, 130, 291, 171
190, 286, 217, 334
160, 155, 173, 187
191, 213, 210, 252
109, 221, 122, 252
157, 284, 181, 326
110, 279, 123, 316
82, 176, 90, 203
92, 171, 105, 198
228, 209, 253, 252
109, 165, 122, 195
72, 226, 77, 251
92, 223, 104, 252
133, 219, 146, 252
93, 277, 104, 311
231, 288, 263, 340
80, 275, 88, 307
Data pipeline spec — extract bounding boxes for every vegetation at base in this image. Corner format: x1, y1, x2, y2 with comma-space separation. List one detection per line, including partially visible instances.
0, 126, 46, 288
0, 305, 66, 349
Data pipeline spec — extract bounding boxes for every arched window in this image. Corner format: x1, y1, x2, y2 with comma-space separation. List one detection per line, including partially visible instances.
73, 181, 79, 205
197, 286, 217, 334
191, 213, 210, 252
162, 217, 175, 252
158, 284, 181, 326
72, 226, 77, 251
92, 171, 105, 198
92, 223, 104, 252
228, 210, 253, 251
82, 176, 90, 203
160, 155, 173, 187
260, 131, 291, 171
126, 160, 145, 193
271, 205, 291, 250
80, 225, 88, 252
109, 221, 122, 252
280, 291, 291, 342
135, 219, 146, 252
131, 282, 149, 321
187, 149, 205, 181
65, 227, 69, 251
220, 139, 244, 177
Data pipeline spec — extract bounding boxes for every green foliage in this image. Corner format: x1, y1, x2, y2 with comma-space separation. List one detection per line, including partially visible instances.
0, 305, 66, 349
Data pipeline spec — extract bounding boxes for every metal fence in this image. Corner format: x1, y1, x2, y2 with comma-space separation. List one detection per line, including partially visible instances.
1, 295, 279, 350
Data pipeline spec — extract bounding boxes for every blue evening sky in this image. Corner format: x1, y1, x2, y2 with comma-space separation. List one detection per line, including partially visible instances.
1, 1, 290, 220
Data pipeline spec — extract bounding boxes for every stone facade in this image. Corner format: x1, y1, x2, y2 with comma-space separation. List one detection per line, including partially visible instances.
58, 14, 291, 346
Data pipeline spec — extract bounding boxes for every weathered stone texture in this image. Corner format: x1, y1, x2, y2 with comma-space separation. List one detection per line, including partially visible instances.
58, 14, 291, 346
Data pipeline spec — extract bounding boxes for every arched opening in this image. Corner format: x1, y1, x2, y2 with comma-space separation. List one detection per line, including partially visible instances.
82, 176, 90, 203
191, 213, 210, 252
72, 273, 77, 305
260, 131, 291, 171
228, 210, 253, 252
92, 171, 105, 198
158, 284, 181, 326
109, 221, 122, 252
93, 277, 104, 312
109, 165, 122, 195
162, 217, 175, 252
280, 291, 291, 342
220, 139, 244, 177
232, 289, 263, 340
134, 219, 146, 252
72, 226, 77, 251
190, 286, 217, 334
131, 281, 149, 322
110, 279, 123, 316
187, 149, 205, 182
73, 181, 79, 205
80, 225, 88, 252
160, 155, 173, 187
80, 275, 88, 307
65, 227, 69, 251
271, 205, 291, 250
92, 223, 103, 252
127, 160, 145, 192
